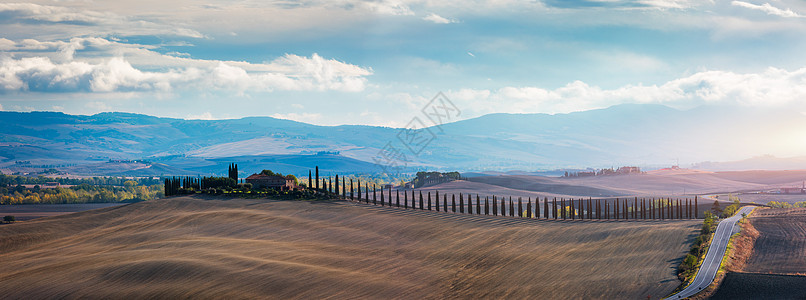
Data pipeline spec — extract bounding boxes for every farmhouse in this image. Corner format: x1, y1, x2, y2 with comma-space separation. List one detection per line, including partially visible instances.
245, 174, 295, 190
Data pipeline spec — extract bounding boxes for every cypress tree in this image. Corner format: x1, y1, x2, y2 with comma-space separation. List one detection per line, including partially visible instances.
485, 196, 489, 215
579, 199, 584, 220
695, 195, 698, 219
624, 198, 628, 220
350, 179, 354, 200
502, 196, 507, 217
342, 179, 346, 200
633, 197, 637, 219
357, 179, 361, 201
373, 184, 377, 205
308, 170, 312, 190
443, 194, 448, 213
380, 186, 385, 206
509, 198, 514, 217
435, 190, 440, 212
459, 193, 464, 214
571, 199, 575, 220
476, 195, 481, 215
451, 194, 456, 213
561, 198, 566, 220
404, 189, 408, 209
388, 186, 392, 207
527, 198, 532, 218
552, 198, 556, 219
492, 196, 498, 215
315, 166, 319, 190
419, 191, 424, 210
468, 194, 473, 214
428, 192, 432, 210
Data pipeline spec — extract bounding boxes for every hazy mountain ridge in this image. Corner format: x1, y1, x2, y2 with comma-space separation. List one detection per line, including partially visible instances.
1, 104, 805, 176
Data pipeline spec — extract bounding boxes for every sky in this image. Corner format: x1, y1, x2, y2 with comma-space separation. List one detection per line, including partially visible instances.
1, 0, 806, 127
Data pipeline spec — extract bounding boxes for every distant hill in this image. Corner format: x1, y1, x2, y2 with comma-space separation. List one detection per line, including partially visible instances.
1, 104, 805, 176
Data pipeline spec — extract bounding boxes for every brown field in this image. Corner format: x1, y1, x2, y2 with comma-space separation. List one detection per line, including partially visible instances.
0, 196, 698, 299
743, 207, 806, 274
0, 203, 126, 221
710, 273, 806, 299
460, 169, 806, 198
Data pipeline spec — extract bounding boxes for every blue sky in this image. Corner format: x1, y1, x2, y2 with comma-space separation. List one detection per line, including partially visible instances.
1, 0, 806, 126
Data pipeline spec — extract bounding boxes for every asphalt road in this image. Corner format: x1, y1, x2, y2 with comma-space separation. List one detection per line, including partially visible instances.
667, 205, 757, 299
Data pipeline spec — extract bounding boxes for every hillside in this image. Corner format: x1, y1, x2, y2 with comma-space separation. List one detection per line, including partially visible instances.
2, 104, 806, 176
0, 196, 698, 299
458, 170, 806, 198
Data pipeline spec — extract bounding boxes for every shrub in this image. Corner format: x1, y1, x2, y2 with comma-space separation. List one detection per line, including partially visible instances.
3, 215, 15, 223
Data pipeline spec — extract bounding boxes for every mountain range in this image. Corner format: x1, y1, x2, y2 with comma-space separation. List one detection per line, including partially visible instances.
1, 104, 805, 177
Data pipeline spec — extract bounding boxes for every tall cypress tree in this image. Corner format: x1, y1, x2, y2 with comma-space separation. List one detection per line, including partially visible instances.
373, 184, 377, 205
459, 193, 464, 214
509, 198, 514, 217
561, 198, 566, 220
350, 179, 354, 200
435, 190, 440, 212
396, 189, 400, 208
315, 166, 319, 190
552, 198, 556, 219
485, 196, 489, 215
492, 196, 498, 215
451, 194, 456, 213
380, 186, 385, 206
468, 194, 473, 214
502, 196, 507, 217
419, 191, 424, 210
476, 194, 481, 215
427, 192, 432, 210
404, 189, 408, 209
527, 198, 532, 218
695, 195, 698, 219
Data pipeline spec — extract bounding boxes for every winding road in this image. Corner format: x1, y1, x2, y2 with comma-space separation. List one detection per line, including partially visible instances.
667, 205, 756, 299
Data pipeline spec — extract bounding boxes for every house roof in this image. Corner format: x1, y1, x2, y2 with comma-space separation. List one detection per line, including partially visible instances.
246, 174, 290, 180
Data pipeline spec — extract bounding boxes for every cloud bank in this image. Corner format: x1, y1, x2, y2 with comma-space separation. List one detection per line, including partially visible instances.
0, 38, 372, 94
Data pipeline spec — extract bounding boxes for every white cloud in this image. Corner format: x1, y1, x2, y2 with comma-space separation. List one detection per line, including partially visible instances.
360, 0, 414, 15
0, 38, 372, 94
422, 13, 457, 24
731, 1, 801, 18
445, 66, 806, 116
0, 3, 204, 38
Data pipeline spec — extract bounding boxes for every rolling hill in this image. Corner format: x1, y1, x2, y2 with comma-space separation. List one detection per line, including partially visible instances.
2, 104, 806, 176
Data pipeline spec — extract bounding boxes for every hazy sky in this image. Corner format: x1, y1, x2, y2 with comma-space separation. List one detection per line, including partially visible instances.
1, 0, 806, 126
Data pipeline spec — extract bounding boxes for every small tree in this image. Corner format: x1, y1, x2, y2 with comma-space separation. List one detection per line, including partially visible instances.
711, 200, 722, 216
3, 215, 14, 223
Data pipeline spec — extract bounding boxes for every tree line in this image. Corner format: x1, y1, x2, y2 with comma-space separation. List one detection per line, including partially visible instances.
310, 168, 707, 220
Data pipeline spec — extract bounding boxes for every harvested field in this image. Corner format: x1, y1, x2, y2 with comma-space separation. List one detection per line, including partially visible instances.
0, 196, 699, 299
744, 208, 806, 274
0, 203, 126, 221
710, 273, 806, 299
